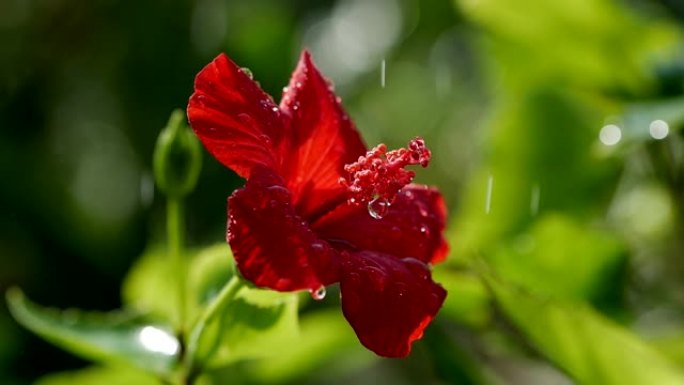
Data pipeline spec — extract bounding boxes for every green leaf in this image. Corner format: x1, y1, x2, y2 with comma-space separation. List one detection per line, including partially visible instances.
451, 88, 621, 264
141, 243, 298, 367
432, 268, 490, 328
121, 245, 176, 324
124, 242, 300, 367
649, 330, 684, 367
490, 214, 626, 304
35, 366, 160, 385
488, 279, 684, 385
244, 309, 374, 384
122, 243, 234, 326
187, 243, 235, 321
457, 0, 676, 91
197, 285, 299, 367
6, 288, 179, 376
422, 323, 488, 385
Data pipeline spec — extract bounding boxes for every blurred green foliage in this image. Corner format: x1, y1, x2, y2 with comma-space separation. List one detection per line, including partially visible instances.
3, 0, 684, 384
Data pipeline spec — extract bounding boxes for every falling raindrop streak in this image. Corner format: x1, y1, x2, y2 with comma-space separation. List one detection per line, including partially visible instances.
485, 175, 493, 214
368, 197, 390, 219
381, 59, 386, 88
311, 286, 326, 301
531, 183, 540, 216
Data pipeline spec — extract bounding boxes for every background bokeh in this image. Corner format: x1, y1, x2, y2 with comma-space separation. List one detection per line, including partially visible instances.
2, 0, 684, 384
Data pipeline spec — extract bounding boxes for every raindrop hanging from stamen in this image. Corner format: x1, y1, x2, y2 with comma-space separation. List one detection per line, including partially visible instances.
368, 197, 390, 219
310, 286, 327, 301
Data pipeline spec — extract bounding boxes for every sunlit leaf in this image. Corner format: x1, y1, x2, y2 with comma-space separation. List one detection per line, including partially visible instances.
651, 330, 684, 367
490, 214, 626, 305
187, 243, 234, 320
422, 323, 488, 385
122, 243, 233, 326
34, 365, 159, 385
121, 245, 176, 324
457, 0, 676, 91
244, 309, 374, 384
122, 242, 298, 367
452, 88, 620, 262
197, 285, 299, 367
488, 279, 684, 385
432, 268, 490, 328
166, 243, 299, 366
6, 289, 179, 376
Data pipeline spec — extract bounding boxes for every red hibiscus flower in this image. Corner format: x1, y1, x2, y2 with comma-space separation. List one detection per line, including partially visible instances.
187, 50, 448, 357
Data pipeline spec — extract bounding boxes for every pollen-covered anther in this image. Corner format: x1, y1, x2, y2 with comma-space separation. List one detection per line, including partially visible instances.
340, 137, 432, 206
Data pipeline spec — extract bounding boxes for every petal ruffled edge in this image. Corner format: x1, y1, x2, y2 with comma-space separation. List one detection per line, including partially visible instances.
313, 185, 449, 265
339, 250, 447, 357
278, 50, 367, 221
227, 166, 339, 292
188, 54, 285, 179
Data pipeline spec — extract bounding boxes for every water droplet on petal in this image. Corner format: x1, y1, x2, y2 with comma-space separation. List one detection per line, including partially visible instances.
266, 185, 290, 202
310, 240, 326, 254
195, 94, 207, 106
310, 286, 326, 301
237, 113, 257, 129
368, 197, 390, 219
417, 202, 429, 217
259, 134, 272, 145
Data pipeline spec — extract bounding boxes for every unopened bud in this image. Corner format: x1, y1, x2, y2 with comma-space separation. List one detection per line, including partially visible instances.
153, 109, 202, 198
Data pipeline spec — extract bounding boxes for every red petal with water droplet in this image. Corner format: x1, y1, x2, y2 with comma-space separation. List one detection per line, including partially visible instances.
339, 250, 446, 357
279, 50, 367, 221
227, 167, 339, 291
313, 185, 448, 264
188, 54, 286, 179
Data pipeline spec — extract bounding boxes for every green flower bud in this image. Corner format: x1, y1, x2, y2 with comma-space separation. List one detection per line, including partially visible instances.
154, 109, 202, 198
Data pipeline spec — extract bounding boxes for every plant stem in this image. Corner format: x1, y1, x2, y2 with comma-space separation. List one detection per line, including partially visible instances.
184, 275, 244, 375
167, 198, 187, 333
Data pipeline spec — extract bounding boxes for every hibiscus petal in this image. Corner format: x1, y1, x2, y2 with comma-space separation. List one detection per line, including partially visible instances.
188, 54, 285, 179
339, 250, 447, 357
313, 185, 449, 265
279, 51, 367, 221
227, 167, 339, 292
